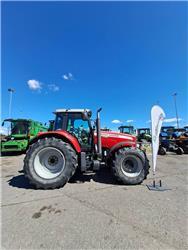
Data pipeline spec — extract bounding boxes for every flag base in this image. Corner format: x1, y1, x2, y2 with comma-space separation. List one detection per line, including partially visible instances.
146, 180, 171, 192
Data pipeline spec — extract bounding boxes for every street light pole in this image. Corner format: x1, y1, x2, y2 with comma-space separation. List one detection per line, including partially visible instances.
172, 92, 179, 128
8, 88, 15, 118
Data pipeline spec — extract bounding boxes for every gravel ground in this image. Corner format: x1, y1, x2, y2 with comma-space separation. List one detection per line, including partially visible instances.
0, 153, 188, 250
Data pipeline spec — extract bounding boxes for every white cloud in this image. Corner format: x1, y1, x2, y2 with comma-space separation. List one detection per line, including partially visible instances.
146, 118, 182, 124
63, 75, 69, 80
63, 73, 74, 80
164, 117, 182, 123
0, 126, 8, 135
27, 79, 60, 93
112, 119, 122, 124
126, 119, 134, 123
48, 84, 60, 92
27, 79, 42, 90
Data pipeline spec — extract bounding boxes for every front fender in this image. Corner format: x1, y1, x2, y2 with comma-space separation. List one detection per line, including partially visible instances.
107, 141, 136, 160
28, 131, 81, 153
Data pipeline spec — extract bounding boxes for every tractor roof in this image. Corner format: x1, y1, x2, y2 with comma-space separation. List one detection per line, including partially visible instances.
119, 125, 134, 129
4, 118, 32, 122
162, 126, 174, 128
54, 109, 92, 118
54, 109, 91, 114
138, 128, 150, 130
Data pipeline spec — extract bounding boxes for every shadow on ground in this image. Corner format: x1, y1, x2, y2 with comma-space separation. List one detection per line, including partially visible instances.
1, 152, 25, 157
8, 174, 35, 189
69, 167, 118, 185
8, 167, 118, 190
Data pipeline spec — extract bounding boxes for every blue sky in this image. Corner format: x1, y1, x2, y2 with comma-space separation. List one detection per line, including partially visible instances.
2, 1, 188, 130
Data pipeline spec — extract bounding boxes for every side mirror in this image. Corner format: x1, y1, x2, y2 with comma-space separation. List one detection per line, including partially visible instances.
2, 121, 4, 126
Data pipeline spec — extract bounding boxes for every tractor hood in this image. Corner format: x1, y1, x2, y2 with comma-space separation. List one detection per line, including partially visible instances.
101, 130, 136, 140
7, 134, 28, 140
94, 130, 136, 149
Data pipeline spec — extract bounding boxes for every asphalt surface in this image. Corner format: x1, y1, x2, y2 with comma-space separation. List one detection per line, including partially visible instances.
0, 153, 188, 250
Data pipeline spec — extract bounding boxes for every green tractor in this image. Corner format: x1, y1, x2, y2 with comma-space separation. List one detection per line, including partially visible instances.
1, 119, 48, 154
137, 128, 151, 143
118, 126, 135, 135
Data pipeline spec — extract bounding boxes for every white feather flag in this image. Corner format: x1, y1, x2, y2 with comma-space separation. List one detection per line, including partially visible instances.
151, 105, 166, 174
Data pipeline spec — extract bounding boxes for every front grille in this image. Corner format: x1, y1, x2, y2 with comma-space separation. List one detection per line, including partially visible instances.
4, 145, 18, 149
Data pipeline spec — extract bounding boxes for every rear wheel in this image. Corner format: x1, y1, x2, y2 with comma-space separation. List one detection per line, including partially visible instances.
111, 148, 150, 185
24, 137, 78, 189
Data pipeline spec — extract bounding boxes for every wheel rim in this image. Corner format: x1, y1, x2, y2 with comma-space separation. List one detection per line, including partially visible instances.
121, 157, 142, 178
34, 147, 65, 179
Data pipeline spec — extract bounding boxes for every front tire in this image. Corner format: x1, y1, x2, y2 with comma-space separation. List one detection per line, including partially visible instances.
24, 137, 78, 189
176, 147, 184, 155
158, 146, 167, 155
111, 148, 150, 185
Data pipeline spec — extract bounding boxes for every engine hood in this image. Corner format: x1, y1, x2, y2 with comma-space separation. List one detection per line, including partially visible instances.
100, 130, 136, 141
94, 130, 136, 150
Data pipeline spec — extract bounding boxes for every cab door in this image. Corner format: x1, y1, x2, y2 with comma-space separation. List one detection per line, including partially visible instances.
66, 113, 93, 152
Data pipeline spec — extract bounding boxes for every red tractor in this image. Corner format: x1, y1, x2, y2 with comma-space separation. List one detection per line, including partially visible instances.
24, 108, 149, 189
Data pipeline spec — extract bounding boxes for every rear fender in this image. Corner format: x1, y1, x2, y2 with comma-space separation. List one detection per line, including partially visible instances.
28, 131, 81, 153
106, 141, 136, 160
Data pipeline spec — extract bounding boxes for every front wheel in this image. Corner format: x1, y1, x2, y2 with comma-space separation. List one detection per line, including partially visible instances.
24, 137, 78, 189
176, 147, 184, 155
111, 148, 150, 185
158, 146, 167, 155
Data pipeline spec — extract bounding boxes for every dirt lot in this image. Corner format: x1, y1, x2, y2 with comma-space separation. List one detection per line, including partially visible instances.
0, 153, 188, 250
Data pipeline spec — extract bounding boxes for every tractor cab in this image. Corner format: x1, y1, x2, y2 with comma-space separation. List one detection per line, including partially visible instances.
118, 125, 135, 135
137, 128, 151, 142
161, 126, 175, 133
53, 109, 94, 152
2, 119, 30, 139
160, 126, 175, 138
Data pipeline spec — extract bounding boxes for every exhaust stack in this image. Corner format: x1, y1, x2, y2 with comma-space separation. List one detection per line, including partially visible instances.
96, 108, 102, 156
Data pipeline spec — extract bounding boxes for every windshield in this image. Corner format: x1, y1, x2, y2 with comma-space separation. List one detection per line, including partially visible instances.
2, 120, 30, 135
162, 127, 174, 133
11, 121, 30, 135
119, 127, 134, 134
139, 130, 145, 134
124, 128, 133, 134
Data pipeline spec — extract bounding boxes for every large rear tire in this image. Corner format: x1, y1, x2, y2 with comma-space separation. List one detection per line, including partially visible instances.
111, 148, 150, 185
24, 137, 78, 189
